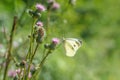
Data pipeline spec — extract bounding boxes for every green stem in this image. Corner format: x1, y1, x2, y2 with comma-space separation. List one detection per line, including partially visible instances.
26, 18, 37, 60
45, 10, 50, 41
31, 50, 51, 80
3, 16, 17, 80
18, 6, 27, 27
31, 43, 39, 62
26, 43, 39, 80
24, 18, 37, 80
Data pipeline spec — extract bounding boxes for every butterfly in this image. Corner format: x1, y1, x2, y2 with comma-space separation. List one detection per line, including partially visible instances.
63, 38, 82, 57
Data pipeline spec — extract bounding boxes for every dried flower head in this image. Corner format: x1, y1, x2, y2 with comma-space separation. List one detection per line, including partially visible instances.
36, 27, 46, 43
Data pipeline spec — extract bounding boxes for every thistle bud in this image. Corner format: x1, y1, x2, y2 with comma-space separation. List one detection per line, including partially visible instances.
44, 44, 50, 49
52, 38, 60, 45
20, 60, 26, 68
49, 38, 60, 50
35, 22, 46, 43
47, 0, 54, 10
27, 9, 41, 18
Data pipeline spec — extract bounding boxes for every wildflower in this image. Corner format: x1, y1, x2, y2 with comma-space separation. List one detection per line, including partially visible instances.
36, 4, 46, 12
47, 0, 54, 3
35, 22, 46, 43
36, 21, 43, 27
48, 38, 60, 50
36, 28, 46, 43
52, 2, 60, 10
52, 38, 60, 45
8, 70, 17, 78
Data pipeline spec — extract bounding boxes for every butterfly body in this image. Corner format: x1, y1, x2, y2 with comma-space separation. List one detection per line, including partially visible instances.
63, 38, 82, 57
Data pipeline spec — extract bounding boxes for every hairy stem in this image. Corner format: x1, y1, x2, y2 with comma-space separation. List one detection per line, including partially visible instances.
31, 50, 51, 80
3, 16, 17, 80
25, 18, 37, 80
26, 18, 37, 60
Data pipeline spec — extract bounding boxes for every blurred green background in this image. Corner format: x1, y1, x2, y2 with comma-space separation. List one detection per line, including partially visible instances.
0, 0, 120, 80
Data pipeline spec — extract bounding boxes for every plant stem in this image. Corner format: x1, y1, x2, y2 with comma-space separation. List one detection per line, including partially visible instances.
3, 16, 17, 80
26, 43, 39, 80
26, 18, 37, 60
18, 6, 27, 27
31, 43, 39, 62
31, 50, 51, 80
24, 18, 37, 80
45, 10, 51, 41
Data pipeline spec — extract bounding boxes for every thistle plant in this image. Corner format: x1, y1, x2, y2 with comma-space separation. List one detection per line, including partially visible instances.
1, 1, 60, 80
0, 1, 81, 80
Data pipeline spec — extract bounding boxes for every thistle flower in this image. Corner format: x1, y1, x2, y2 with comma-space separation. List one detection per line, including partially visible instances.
52, 2, 60, 10
45, 38, 60, 50
47, 0, 54, 3
35, 22, 46, 43
36, 4, 46, 12
52, 38, 60, 45
36, 28, 46, 43
8, 70, 17, 78
36, 21, 43, 27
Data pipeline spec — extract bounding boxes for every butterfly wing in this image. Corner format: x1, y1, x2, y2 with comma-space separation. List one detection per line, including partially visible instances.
63, 38, 82, 57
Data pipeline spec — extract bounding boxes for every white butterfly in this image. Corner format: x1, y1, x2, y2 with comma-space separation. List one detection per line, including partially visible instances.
63, 38, 82, 57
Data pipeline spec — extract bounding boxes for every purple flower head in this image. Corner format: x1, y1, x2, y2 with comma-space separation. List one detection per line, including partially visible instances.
8, 70, 17, 78
52, 38, 60, 45
36, 21, 43, 27
52, 2, 60, 10
47, 0, 54, 3
36, 4, 46, 12
48, 38, 60, 50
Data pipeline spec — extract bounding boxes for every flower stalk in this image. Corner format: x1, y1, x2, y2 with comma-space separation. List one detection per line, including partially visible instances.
31, 49, 51, 80
3, 16, 17, 80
